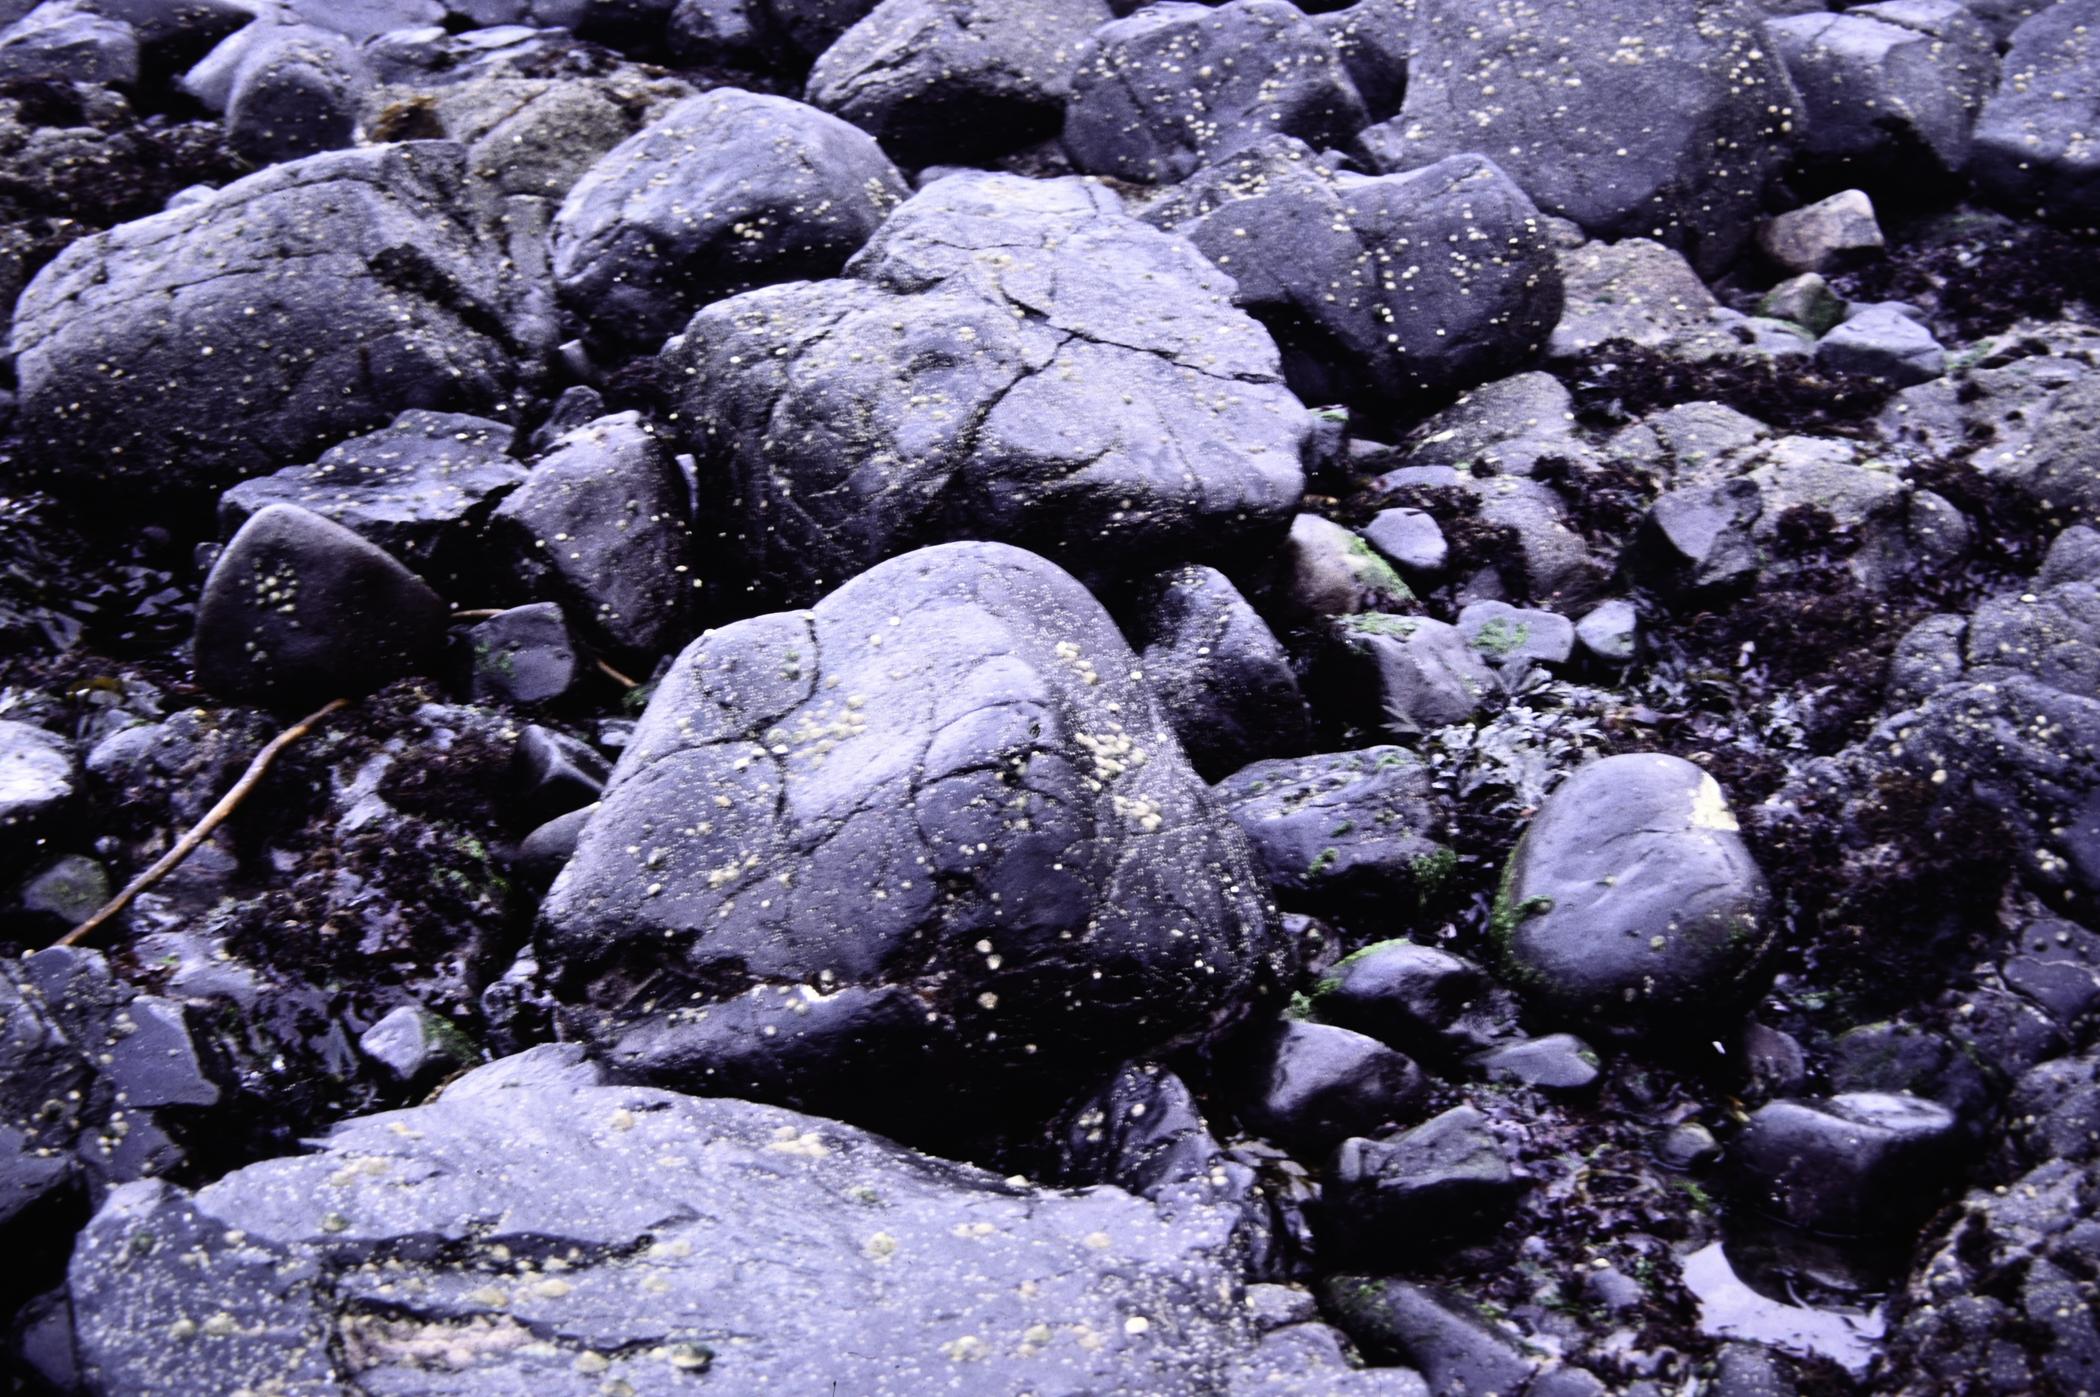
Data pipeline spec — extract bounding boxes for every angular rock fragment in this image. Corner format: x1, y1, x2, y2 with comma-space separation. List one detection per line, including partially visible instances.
1758, 190, 1886, 276
1326, 1105, 1522, 1257
1306, 940, 1519, 1065
1732, 1092, 1961, 1235
1214, 748, 1448, 917
465, 603, 585, 706
1135, 564, 1310, 782
1233, 1019, 1427, 1159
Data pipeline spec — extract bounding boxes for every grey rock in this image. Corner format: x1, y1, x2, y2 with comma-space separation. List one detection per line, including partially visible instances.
1277, 513, 1415, 621
1308, 940, 1520, 1065
1758, 272, 1848, 337
441, 1040, 607, 1098
1214, 749, 1448, 918
1584, 1267, 1645, 1313
2007, 1052, 2100, 1166
528, 384, 605, 456
1473, 1033, 1601, 1090
1636, 477, 1765, 594
223, 21, 368, 164
84, 0, 247, 46
1958, 983, 2067, 1081
357, 1003, 477, 1085
0, 722, 76, 868
1817, 303, 1947, 386
1139, 136, 1561, 415
1392, 372, 1577, 477
193, 504, 451, 709
1741, 1020, 1810, 1101
466, 603, 585, 706
1758, 190, 1886, 276
2006, 373, 2100, 528
1961, 0, 2052, 43
539, 542, 1283, 1148
1233, 1018, 1427, 1159
1136, 564, 1311, 782
1229, 1321, 1435, 1397
1364, 509, 1448, 577
1655, 1121, 1721, 1170
219, 409, 524, 598
1337, 613, 1496, 733
292, 0, 443, 40
1497, 753, 1772, 1037
1827, 1021, 2002, 1132
64, 1082, 1264, 1396
103, 996, 219, 1110
1322, 1276, 1538, 1397
1608, 400, 1768, 490
806, 0, 1110, 167
1767, 9, 1995, 184
666, 172, 1309, 609
7, 1287, 77, 1393
491, 411, 695, 661
2040, 524, 2100, 588
1326, 1105, 1521, 1257
1063, 0, 1369, 185
512, 722, 608, 826
1311, 0, 1409, 121
10, 142, 536, 511
1053, 1061, 1235, 1202
1575, 599, 1639, 663
0, 1, 136, 84
1965, 579, 2100, 696
517, 804, 593, 882
1246, 1283, 1319, 1332
1457, 600, 1575, 669
1549, 238, 1722, 359
17, 854, 108, 926
667, 0, 774, 63
551, 88, 908, 353
1971, 0, 2100, 222
1366, 0, 1799, 274
766, 0, 884, 55
1732, 1091, 1961, 1235
1712, 1342, 1799, 1397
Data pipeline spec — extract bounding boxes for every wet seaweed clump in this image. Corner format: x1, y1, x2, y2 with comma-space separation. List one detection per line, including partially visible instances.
1832, 213, 2100, 344
1554, 342, 1896, 438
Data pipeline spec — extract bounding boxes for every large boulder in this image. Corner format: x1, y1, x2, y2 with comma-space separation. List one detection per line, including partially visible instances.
538, 542, 1285, 1148
1971, 0, 2100, 223
1063, 0, 1369, 184
806, 0, 1112, 167
551, 88, 908, 355
9, 142, 542, 515
1363, 0, 1801, 274
1495, 753, 1773, 1038
664, 171, 1309, 610
64, 1068, 1281, 1397
1139, 137, 1562, 419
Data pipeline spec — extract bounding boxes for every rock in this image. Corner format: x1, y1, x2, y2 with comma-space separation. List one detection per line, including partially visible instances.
219, 409, 524, 599
1712, 1342, 1799, 1397
1323, 1275, 1538, 1397
1389, 372, 1578, 477
1134, 564, 1311, 782
1575, 599, 1639, 663
512, 721, 609, 823
0, 1, 136, 84
1363, 0, 1800, 274
667, 0, 776, 63
666, 172, 1309, 609
103, 996, 219, 1110
806, 0, 1110, 167
1962, 579, 2100, 697
1549, 238, 1722, 359
291, 0, 444, 41
1655, 1121, 1722, 1170
490, 411, 695, 661
2006, 374, 2100, 528
1740, 1020, 1810, 1102
1229, 1321, 1435, 1397
1276, 513, 1415, 621
1214, 748, 1449, 918
1063, 0, 1369, 185
1336, 614, 1496, 733
356, 1003, 477, 1085
2040, 524, 2100, 588
17, 854, 108, 926
10, 142, 538, 512
2007, 1051, 2100, 1165
223, 21, 368, 164
1816, 303, 1947, 386
1496, 753, 1773, 1037
1473, 1034, 1601, 1090
1767, 9, 1996, 188
1732, 1092, 1962, 1235
1311, 0, 1409, 121
1758, 272, 1848, 337
63, 1081, 1268, 1396
517, 804, 593, 882
1233, 1019, 1427, 1159
0, 722, 76, 869
1247, 1283, 1320, 1332
550, 89, 908, 354
465, 603, 586, 706
1609, 400, 1768, 489
1969, 0, 2100, 222
538, 542, 1283, 1149
1138, 136, 1561, 416
1758, 190, 1886, 276
1456, 601, 1575, 670
1325, 1105, 1521, 1258
1306, 940, 1520, 1064
1634, 477, 1767, 595
1363, 509, 1448, 577
1053, 1061, 1237, 1204
193, 504, 452, 709
765, 0, 885, 56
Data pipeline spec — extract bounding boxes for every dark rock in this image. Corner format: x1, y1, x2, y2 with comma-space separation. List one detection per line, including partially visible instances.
10, 142, 539, 513
1473, 1034, 1601, 1091
806, 0, 1111, 167
512, 721, 609, 823
667, 0, 776, 63
1711, 1342, 1798, 1397
218, 409, 524, 599
1583, 1266, 1645, 1312
1362, 0, 1800, 274
1970, 0, 2100, 222
1325, 1104, 1521, 1257
1887, 613, 1966, 707
1052, 1061, 1235, 1202
1757, 190, 1886, 277
665, 171, 1309, 610
765, 0, 885, 56
1655, 1121, 1720, 1170
1307, 940, 1519, 1065
356, 1003, 478, 1085
1732, 1091, 1962, 1235
465, 603, 586, 707
539, 542, 1283, 1149
1135, 564, 1310, 782
17, 854, 108, 927
1816, 303, 1947, 386
1388, 371, 1578, 476
1063, 0, 1368, 185
1138, 136, 1561, 416
517, 804, 593, 883
1273, 513, 1415, 623
223, 22, 368, 164
1311, 0, 1409, 121
527, 384, 604, 457
104, 996, 219, 1109
1547, 238, 1722, 359
1232, 1018, 1427, 1159
1954, 984, 2066, 1081
0, 2, 136, 85
0, 721, 76, 869
1739, 1020, 1809, 1101
1532, 1365, 1611, 1397
1828, 1020, 1997, 1130
490, 411, 695, 661
194, 504, 451, 709
63, 1079, 1265, 1395
1363, 509, 1448, 577
1322, 1275, 1538, 1397
7, 1287, 77, 1394
550, 88, 908, 354
2006, 1051, 2100, 1165
1495, 753, 1773, 1038
1575, 599, 1638, 664
1456, 601, 1575, 670
2007, 374, 2100, 529
1213, 748, 1449, 918
1229, 1320, 1435, 1396
2039, 524, 2100, 589
1332, 614, 1494, 733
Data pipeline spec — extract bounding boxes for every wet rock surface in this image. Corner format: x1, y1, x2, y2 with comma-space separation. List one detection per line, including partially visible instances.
3, 3, 2100, 1392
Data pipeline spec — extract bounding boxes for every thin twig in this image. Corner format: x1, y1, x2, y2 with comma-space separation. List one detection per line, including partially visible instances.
597, 659, 638, 689
52, 698, 350, 950
451, 609, 505, 621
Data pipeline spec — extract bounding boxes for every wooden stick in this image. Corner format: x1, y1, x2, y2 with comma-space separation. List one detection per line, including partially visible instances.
451, 609, 505, 621
597, 659, 638, 689
52, 698, 350, 950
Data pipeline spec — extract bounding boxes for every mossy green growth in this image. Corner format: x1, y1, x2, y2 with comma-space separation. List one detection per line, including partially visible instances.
1307, 847, 1340, 878
1410, 846, 1458, 899
1471, 616, 1532, 659
1345, 612, 1420, 639
1344, 533, 1414, 602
